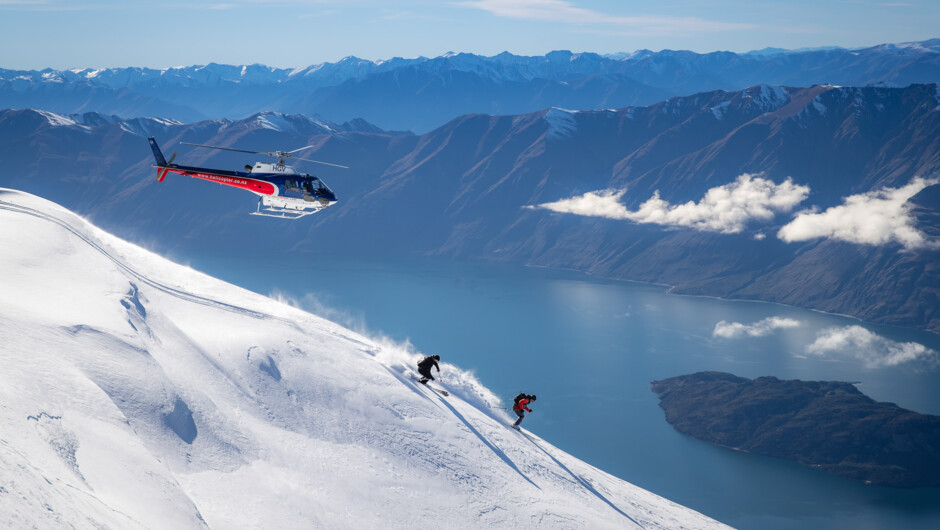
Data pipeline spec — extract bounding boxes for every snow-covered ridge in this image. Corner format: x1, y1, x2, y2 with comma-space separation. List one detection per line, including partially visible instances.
710, 100, 731, 119
543, 107, 578, 139
34, 109, 88, 129
22, 109, 183, 136
746, 84, 790, 111
0, 189, 728, 528
4, 108, 382, 139
6, 38, 936, 90
243, 111, 334, 134
710, 85, 791, 120
119, 117, 185, 137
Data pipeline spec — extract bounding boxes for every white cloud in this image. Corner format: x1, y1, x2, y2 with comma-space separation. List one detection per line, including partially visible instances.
457, 0, 757, 33
806, 325, 938, 369
532, 187, 630, 219
777, 177, 939, 250
713, 316, 802, 338
532, 174, 809, 234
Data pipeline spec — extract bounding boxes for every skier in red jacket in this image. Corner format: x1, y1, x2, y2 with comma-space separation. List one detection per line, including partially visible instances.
512, 394, 536, 429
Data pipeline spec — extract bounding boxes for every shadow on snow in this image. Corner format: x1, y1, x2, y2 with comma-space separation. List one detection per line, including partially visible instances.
521, 431, 640, 526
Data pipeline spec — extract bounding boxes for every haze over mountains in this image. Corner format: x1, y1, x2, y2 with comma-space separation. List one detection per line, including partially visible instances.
3, 80, 938, 333
3, 36, 940, 528
3, 39, 940, 132
1, 39, 938, 337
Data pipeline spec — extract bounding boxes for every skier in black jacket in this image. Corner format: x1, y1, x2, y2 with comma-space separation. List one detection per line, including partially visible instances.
417, 355, 440, 384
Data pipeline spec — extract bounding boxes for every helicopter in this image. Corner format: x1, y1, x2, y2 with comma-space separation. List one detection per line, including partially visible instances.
147, 137, 347, 219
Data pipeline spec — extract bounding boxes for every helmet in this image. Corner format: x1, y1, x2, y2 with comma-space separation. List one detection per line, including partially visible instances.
529, 395, 537, 401
433, 355, 440, 360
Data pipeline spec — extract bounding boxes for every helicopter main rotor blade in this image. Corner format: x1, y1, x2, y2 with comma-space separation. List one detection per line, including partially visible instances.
287, 145, 317, 154
179, 142, 266, 156
292, 156, 350, 169
180, 141, 348, 168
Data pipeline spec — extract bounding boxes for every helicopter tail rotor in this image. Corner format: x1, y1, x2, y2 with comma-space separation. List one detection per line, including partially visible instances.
156, 152, 177, 182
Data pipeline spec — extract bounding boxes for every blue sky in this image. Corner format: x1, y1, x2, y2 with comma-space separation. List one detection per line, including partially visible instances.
1, 0, 937, 69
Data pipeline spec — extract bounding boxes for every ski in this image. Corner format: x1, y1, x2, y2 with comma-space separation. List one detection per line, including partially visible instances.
428, 386, 450, 397
409, 373, 449, 396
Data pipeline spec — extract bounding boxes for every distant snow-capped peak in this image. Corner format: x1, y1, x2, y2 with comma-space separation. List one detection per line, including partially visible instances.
544, 107, 578, 139
35, 109, 85, 128
246, 112, 333, 134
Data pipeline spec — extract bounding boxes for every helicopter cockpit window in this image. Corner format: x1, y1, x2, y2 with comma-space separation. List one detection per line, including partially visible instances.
303, 178, 329, 195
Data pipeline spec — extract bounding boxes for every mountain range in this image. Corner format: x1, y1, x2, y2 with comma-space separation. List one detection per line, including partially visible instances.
3, 38, 940, 527
3, 39, 940, 132
1, 80, 937, 333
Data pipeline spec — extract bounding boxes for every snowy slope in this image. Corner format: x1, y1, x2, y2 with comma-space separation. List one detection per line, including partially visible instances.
0, 189, 729, 529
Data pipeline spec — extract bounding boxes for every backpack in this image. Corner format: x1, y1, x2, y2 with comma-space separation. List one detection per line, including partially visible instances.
513, 392, 526, 405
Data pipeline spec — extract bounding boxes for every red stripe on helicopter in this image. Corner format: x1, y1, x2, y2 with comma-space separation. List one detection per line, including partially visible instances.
165, 168, 276, 195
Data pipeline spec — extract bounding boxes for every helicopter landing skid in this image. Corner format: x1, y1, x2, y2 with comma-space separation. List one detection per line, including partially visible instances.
250, 196, 321, 219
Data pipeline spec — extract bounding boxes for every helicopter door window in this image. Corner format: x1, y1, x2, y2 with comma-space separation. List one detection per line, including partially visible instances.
302, 181, 315, 195
285, 179, 300, 192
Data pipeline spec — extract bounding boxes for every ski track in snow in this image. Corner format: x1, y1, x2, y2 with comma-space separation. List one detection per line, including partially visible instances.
0, 200, 283, 324
0, 197, 374, 354
0, 190, 730, 529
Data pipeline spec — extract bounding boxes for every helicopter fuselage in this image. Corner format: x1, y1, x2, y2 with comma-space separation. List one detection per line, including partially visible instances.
159, 162, 334, 200
148, 137, 338, 219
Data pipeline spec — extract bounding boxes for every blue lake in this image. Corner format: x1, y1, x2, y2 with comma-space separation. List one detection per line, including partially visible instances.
189, 253, 940, 529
